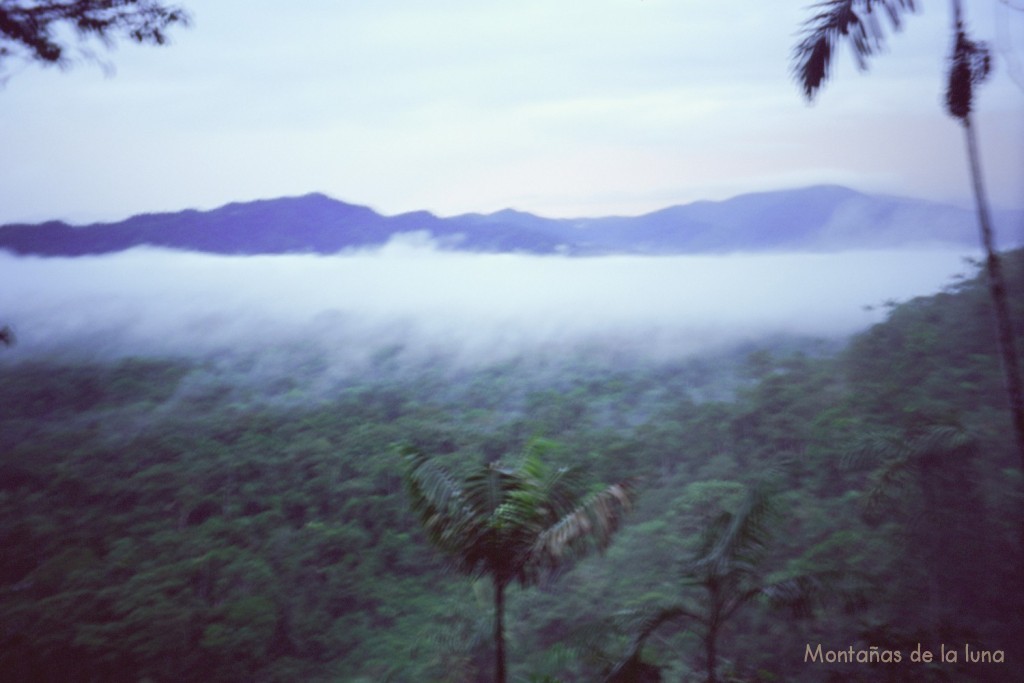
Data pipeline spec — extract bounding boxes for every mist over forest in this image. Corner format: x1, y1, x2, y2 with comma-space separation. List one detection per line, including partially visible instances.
3, 0, 1024, 678
3, 233, 1023, 682
0, 241, 973, 369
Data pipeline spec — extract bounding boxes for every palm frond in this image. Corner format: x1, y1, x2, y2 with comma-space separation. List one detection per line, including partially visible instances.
762, 567, 873, 619
907, 423, 973, 458
623, 604, 698, 643
403, 451, 462, 507
537, 465, 589, 523
597, 604, 697, 682
563, 604, 695, 681
463, 461, 515, 518
403, 442, 637, 683
841, 428, 906, 470
511, 443, 588, 526
863, 454, 914, 513
688, 486, 777, 578
402, 449, 471, 549
405, 441, 637, 589
845, 423, 975, 516
793, 0, 916, 100
760, 574, 829, 619
531, 481, 634, 570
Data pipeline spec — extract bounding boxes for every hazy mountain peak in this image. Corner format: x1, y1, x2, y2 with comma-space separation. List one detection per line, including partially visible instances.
1, 186, 1020, 257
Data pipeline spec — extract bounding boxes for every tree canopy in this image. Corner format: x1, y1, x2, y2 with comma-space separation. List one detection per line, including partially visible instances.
403, 441, 635, 683
0, 251, 1021, 680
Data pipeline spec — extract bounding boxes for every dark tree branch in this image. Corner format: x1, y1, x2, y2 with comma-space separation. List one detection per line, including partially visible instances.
793, 0, 916, 100
0, 0, 190, 73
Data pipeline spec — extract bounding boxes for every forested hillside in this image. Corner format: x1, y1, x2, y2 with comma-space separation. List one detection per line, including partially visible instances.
1, 250, 1022, 682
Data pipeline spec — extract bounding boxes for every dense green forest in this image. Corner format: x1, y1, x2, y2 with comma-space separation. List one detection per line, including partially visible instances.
2, 250, 1022, 682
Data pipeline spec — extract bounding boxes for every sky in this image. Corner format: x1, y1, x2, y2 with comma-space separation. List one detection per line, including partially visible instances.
0, 1, 1022, 225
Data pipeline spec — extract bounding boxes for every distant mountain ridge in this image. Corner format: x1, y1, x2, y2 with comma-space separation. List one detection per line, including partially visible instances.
1, 185, 1021, 256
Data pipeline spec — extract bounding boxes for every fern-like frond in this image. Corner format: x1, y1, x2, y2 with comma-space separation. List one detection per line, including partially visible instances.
793, 0, 916, 100
689, 486, 777, 578
847, 423, 975, 517
403, 451, 462, 508
762, 567, 873, 619
841, 428, 907, 470
761, 574, 829, 619
862, 454, 914, 514
908, 423, 973, 458
531, 481, 634, 571
598, 604, 697, 682
463, 461, 515, 518
402, 449, 471, 551
405, 441, 637, 592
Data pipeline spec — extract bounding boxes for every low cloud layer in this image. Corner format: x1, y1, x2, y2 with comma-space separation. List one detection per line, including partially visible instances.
1, 238, 975, 371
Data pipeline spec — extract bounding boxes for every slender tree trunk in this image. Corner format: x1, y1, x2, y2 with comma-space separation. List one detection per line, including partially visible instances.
961, 114, 1024, 465
494, 578, 507, 683
704, 583, 721, 683
705, 625, 718, 683
952, 0, 1024, 659
962, 117, 1024, 644
919, 463, 943, 639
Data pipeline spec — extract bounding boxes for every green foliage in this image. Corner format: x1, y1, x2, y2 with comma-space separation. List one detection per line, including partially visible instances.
0, 250, 1021, 681
605, 487, 819, 683
403, 440, 635, 682
404, 440, 635, 586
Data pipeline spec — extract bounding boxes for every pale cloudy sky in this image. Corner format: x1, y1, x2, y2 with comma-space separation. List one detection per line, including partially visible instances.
0, 0, 1021, 225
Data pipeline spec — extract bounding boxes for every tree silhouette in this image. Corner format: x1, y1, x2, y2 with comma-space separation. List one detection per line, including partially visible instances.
0, 0, 190, 78
793, 6, 1024, 658
604, 488, 841, 683
792, 0, 1024, 478
402, 440, 635, 683
847, 424, 990, 630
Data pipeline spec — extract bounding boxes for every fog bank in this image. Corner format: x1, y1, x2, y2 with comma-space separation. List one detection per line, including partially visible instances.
0, 239, 975, 370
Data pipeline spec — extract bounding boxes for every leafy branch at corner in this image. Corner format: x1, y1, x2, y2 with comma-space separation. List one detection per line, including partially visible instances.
0, 0, 191, 77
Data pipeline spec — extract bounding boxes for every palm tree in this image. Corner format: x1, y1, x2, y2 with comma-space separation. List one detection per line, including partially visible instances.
605, 488, 836, 683
793, 7, 1024, 660
402, 439, 635, 683
845, 423, 990, 638
792, 0, 1024, 483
